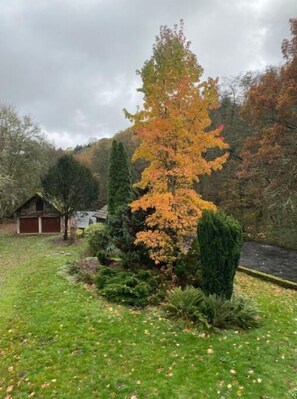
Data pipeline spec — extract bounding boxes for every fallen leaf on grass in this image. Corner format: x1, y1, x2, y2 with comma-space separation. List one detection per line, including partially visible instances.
41, 382, 50, 389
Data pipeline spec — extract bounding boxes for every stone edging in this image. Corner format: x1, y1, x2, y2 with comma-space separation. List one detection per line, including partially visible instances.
238, 265, 297, 290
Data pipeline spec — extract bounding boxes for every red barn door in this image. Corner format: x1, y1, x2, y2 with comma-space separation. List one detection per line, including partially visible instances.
42, 217, 61, 233
20, 218, 39, 233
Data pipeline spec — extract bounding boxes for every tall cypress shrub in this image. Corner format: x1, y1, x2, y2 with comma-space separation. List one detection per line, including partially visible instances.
108, 140, 119, 216
107, 140, 132, 248
197, 211, 243, 300
114, 142, 132, 208
108, 140, 132, 217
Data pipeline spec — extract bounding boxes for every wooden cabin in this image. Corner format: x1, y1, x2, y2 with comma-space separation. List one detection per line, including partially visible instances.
15, 194, 63, 234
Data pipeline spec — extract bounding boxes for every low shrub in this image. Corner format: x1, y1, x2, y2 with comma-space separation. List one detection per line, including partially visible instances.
164, 287, 206, 324
86, 223, 109, 256
202, 294, 261, 329
78, 270, 97, 285
163, 286, 261, 330
63, 258, 99, 284
97, 249, 109, 265
121, 251, 141, 270
96, 266, 166, 307
96, 266, 117, 289
84, 223, 104, 237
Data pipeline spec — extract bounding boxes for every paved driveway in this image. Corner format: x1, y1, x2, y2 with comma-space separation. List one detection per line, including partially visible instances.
240, 241, 297, 283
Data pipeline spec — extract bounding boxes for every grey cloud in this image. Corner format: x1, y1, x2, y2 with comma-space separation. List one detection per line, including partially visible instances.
0, 0, 295, 148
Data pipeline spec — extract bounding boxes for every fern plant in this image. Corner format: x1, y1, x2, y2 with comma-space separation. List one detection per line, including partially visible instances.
202, 294, 261, 329
163, 287, 207, 324
163, 286, 261, 330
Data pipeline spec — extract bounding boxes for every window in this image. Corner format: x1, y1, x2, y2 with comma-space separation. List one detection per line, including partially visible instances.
36, 198, 44, 212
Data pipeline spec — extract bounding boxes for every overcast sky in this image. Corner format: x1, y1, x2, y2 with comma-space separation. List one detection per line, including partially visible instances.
0, 0, 295, 148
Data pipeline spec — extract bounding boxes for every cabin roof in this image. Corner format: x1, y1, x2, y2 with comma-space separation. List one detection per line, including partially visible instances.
13, 193, 62, 214
94, 204, 108, 220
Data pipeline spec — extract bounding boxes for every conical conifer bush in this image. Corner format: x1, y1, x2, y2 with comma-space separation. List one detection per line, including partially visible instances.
107, 140, 132, 217
198, 210, 243, 300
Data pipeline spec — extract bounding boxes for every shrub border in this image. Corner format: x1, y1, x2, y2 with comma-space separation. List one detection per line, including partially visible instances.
238, 265, 297, 290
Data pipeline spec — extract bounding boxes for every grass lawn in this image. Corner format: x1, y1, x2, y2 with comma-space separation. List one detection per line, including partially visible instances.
0, 231, 296, 399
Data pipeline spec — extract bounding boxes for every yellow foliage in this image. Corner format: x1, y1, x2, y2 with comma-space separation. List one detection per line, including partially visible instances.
126, 23, 229, 266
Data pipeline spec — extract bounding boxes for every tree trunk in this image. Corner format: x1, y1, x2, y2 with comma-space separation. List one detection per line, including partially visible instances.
64, 214, 68, 240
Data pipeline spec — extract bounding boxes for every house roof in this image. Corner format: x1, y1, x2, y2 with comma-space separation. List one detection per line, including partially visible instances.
94, 204, 108, 220
13, 193, 62, 214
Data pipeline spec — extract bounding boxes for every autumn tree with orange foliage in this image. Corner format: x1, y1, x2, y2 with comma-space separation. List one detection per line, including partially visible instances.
239, 18, 297, 247
125, 23, 229, 267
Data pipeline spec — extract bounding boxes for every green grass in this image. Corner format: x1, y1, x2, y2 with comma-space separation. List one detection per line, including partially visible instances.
0, 232, 296, 399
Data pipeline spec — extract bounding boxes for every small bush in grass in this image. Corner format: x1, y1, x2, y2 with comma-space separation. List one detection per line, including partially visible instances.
163, 286, 261, 330
198, 211, 243, 300
95, 266, 166, 307
86, 223, 109, 256
63, 258, 99, 284
201, 294, 261, 329
164, 287, 206, 324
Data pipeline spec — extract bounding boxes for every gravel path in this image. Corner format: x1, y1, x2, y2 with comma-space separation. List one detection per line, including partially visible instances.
240, 241, 297, 283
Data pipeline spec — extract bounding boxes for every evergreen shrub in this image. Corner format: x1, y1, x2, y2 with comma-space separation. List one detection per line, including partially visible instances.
95, 266, 165, 307
121, 251, 141, 270
108, 202, 153, 268
202, 294, 261, 329
108, 141, 132, 218
163, 287, 261, 330
198, 211, 243, 299
97, 250, 109, 265
164, 287, 206, 323
86, 223, 109, 256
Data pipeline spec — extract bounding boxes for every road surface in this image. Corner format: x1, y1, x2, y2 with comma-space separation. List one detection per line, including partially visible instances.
240, 241, 297, 283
